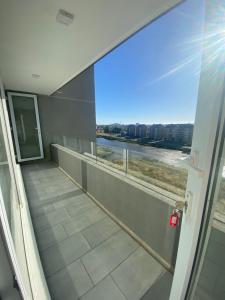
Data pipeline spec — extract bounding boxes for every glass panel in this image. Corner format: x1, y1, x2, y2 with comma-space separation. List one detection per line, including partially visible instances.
216, 166, 225, 217
96, 142, 124, 171
193, 141, 225, 299
94, 0, 203, 203
0, 117, 11, 223
127, 149, 188, 197
0, 96, 33, 297
12, 95, 41, 159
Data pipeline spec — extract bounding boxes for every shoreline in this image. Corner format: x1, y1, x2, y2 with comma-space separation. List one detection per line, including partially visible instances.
96, 134, 191, 153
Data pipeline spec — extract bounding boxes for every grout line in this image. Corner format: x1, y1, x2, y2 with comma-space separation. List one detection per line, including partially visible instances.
80, 257, 95, 287
107, 245, 140, 277
44, 244, 91, 279
79, 245, 140, 295
58, 165, 173, 272
110, 274, 129, 300
24, 163, 170, 299
81, 223, 121, 249
35, 225, 70, 252
83, 227, 123, 251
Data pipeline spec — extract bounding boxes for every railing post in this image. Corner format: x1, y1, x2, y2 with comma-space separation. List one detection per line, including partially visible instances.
123, 149, 128, 174
91, 141, 94, 156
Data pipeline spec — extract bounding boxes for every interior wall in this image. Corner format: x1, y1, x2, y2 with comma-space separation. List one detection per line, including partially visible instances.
38, 66, 96, 160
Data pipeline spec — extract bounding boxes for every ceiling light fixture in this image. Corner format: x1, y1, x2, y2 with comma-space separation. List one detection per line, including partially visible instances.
56, 9, 74, 26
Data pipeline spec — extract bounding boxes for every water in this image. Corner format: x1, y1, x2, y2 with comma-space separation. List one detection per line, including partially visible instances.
96, 137, 188, 166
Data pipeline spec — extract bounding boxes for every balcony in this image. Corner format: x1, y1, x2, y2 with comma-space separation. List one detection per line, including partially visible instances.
22, 159, 173, 300
1, 1, 225, 299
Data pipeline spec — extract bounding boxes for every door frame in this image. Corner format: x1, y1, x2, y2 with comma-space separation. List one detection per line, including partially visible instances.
0, 80, 30, 299
169, 0, 225, 299
7, 92, 44, 162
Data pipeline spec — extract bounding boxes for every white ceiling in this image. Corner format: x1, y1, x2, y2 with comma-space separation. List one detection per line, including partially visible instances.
0, 0, 181, 95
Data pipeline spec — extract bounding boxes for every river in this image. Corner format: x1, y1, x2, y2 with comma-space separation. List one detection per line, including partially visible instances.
96, 137, 188, 166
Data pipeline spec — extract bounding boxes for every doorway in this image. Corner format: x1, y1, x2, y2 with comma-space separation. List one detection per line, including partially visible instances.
8, 92, 44, 162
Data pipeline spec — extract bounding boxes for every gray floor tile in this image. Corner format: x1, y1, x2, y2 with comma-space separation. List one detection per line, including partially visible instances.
23, 163, 169, 300
82, 216, 120, 248
112, 247, 164, 300
53, 192, 87, 210
141, 271, 172, 300
48, 259, 93, 300
82, 230, 138, 284
41, 232, 90, 276
33, 208, 71, 232
36, 224, 68, 251
31, 203, 55, 218
66, 199, 96, 218
63, 207, 106, 236
80, 276, 126, 300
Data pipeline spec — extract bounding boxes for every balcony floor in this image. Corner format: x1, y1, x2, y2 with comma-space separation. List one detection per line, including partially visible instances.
22, 162, 172, 300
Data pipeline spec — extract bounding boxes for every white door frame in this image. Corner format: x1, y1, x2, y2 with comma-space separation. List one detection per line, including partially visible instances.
0, 80, 30, 299
169, 0, 225, 299
7, 92, 44, 162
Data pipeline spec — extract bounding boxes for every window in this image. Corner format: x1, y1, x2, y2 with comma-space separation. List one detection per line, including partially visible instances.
94, 0, 204, 197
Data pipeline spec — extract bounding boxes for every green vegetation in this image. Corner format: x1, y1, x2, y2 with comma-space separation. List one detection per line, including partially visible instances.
96, 146, 112, 158
127, 159, 187, 197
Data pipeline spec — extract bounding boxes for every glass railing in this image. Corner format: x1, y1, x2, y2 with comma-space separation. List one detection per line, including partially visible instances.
94, 142, 188, 197
127, 149, 187, 197
96, 144, 124, 171
53, 137, 188, 198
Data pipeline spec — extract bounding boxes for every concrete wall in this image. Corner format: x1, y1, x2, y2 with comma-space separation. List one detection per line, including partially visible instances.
51, 145, 180, 269
38, 67, 96, 160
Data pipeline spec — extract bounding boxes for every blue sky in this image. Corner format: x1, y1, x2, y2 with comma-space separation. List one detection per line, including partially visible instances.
94, 0, 205, 125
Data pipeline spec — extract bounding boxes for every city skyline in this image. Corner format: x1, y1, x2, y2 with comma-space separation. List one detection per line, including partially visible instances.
94, 0, 204, 124
96, 123, 194, 147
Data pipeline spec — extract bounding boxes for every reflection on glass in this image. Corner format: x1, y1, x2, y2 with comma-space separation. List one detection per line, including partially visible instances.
216, 165, 225, 217
0, 117, 11, 224
127, 149, 188, 197
194, 158, 225, 299
12, 95, 41, 159
96, 144, 124, 171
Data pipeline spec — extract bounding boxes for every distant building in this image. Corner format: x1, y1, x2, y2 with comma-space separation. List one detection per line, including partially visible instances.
127, 124, 136, 137
147, 123, 193, 145
165, 124, 193, 145
136, 124, 147, 138
96, 126, 104, 133
148, 124, 165, 140
182, 124, 193, 145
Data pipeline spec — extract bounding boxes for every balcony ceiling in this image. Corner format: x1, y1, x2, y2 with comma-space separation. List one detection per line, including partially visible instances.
0, 0, 181, 95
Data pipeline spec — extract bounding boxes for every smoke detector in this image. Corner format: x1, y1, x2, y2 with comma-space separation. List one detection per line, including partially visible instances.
56, 9, 74, 26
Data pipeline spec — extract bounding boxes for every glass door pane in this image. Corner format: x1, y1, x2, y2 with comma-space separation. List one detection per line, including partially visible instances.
8, 93, 43, 162
0, 101, 12, 224
192, 136, 225, 300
